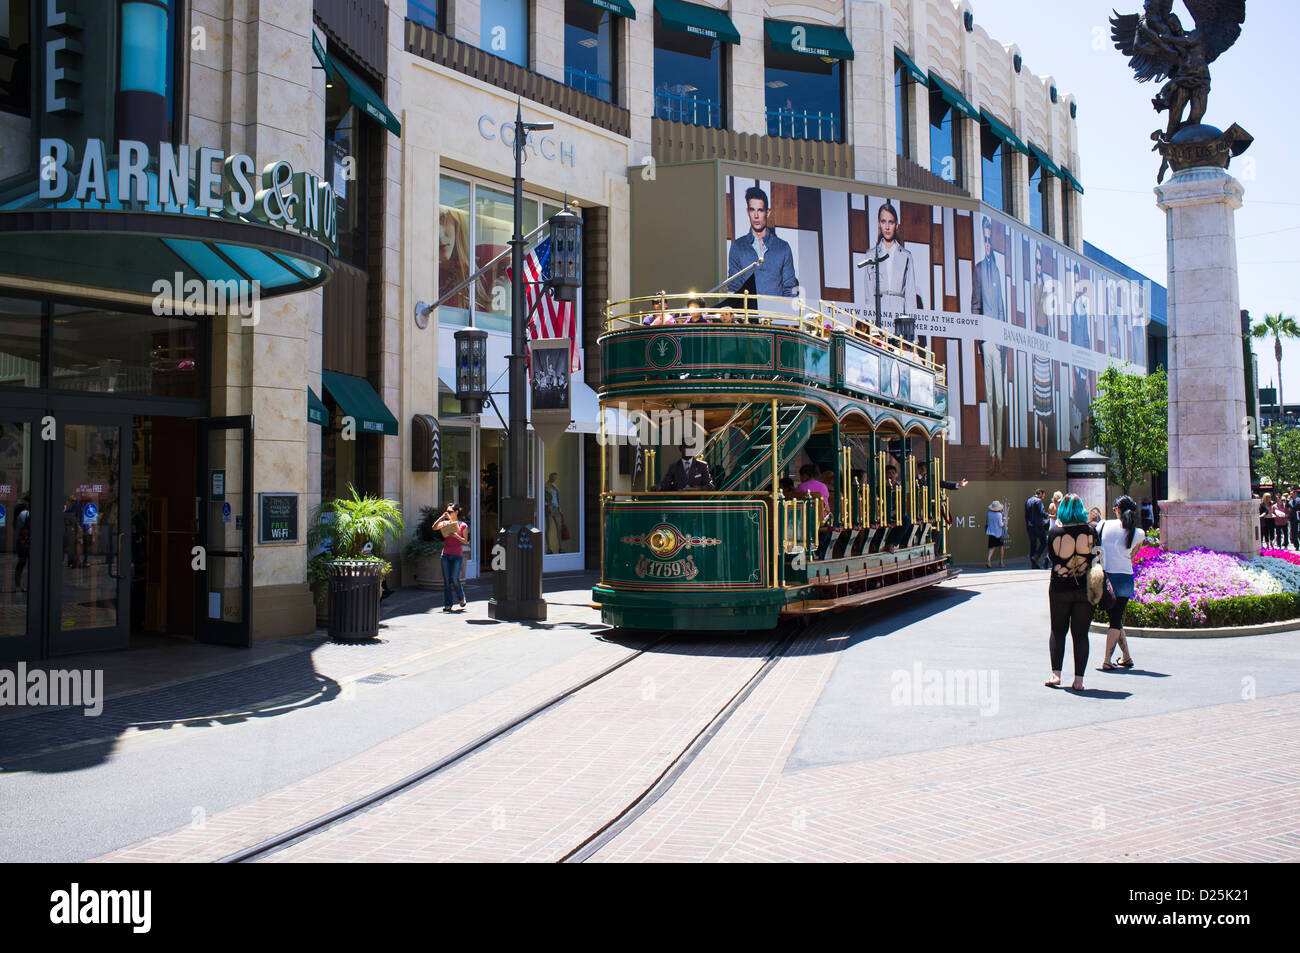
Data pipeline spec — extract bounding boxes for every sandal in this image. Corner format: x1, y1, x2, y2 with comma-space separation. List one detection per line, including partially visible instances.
1101, 661, 1117, 671
1118, 657, 1134, 668
1044, 676, 1061, 688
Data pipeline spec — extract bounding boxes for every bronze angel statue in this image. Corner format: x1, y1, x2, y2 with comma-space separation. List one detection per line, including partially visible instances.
1111, 0, 1246, 175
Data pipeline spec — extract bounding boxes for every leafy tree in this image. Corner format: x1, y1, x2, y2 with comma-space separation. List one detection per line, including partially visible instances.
1251, 312, 1300, 414
1256, 423, 1300, 491
1087, 366, 1168, 496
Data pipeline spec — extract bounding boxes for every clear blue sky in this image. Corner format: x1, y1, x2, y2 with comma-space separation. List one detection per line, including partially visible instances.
971, 0, 1300, 398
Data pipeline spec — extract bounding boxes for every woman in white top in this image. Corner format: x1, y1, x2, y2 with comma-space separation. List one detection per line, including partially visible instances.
1048, 490, 1064, 530
860, 201, 917, 328
985, 500, 1005, 568
1100, 495, 1146, 670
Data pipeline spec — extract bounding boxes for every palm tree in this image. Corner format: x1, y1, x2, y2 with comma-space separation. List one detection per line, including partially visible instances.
308, 485, 404, 559
1252, 313, 1300, 418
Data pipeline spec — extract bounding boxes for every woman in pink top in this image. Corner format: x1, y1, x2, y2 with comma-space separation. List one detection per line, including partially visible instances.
796, 463, 830, 506
434, 502, 469, 612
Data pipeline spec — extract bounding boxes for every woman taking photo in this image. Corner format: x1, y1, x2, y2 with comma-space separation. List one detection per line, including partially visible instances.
1100, 495, 1144, 670
1045, 493, 1100, 691
433, 503, 469, 613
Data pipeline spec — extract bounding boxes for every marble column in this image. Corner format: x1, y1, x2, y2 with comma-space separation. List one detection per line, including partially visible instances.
1156, 165, 1258, 555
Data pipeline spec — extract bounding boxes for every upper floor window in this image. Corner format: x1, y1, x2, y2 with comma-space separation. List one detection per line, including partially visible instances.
929, 87, 963, 186
894, 61, 911, 159
1062, 190, 1074, 247
980, 121, 1014, 215
1029, 156, 1047, 233
481, 0, 529, 68
654, 1, 737, 130
763, 22, 846, 143
409, 0, 446, 32
565, 0, 618, 103
0, 0, 32, 117
326, 68, 370, 268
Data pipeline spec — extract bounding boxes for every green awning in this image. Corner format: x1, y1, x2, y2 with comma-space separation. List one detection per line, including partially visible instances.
654, 0, 740, 44
766, 20, 854, 60
322, 371, 399, 436
581, 0, 636, 17
980, 108, 1028, 156
308, 387, 328, 427
1060, 166, 1085, 195
319, 44, 401, 137
894, 49, 927, 85
927, 71, 980, 122
1028, 143, 1062, 180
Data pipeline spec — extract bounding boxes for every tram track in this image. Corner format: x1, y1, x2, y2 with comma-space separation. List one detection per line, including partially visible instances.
219, 623, 816, 864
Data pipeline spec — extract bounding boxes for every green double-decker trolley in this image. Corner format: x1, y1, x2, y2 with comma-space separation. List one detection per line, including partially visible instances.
593, 293, 959, 631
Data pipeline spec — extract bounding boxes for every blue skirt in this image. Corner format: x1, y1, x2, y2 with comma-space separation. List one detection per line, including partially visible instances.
1105, 572, 1135, 599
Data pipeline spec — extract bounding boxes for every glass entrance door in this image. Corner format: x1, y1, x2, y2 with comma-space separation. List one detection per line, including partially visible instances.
196, 416, 253, 646
47, 416, 131, 656
0, 415, 44, 662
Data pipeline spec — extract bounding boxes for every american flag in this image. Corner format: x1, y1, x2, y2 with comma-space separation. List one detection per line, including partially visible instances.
508, 237, 581, 374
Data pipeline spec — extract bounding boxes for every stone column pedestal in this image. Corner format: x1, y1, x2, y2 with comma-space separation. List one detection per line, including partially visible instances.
1155, 165, 1258, 556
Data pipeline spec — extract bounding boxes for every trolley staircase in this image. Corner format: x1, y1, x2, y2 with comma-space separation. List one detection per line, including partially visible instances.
709, 404, 816, 492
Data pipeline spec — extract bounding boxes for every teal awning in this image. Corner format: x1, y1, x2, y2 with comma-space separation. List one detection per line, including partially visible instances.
1060, 166, 1085, 195
654, 0, 740, 44
581, 0, 636, 17
1028, 143, 1062, 180
765, 20, 854, 60
308, 387, 328, 427
928, 71, 979, 122
980, 108, 1028, 156
316, 40, 401, 137
322, 371, 399, 436
894, 49, 927, 85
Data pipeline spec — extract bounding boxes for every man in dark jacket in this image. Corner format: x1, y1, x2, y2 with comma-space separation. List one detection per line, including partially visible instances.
1025, 488, 1049, 568
656, 439, 715, 491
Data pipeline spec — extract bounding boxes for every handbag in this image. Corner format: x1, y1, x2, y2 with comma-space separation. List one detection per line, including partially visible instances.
560, 522, 571, 541
1087, 551, 1116, 611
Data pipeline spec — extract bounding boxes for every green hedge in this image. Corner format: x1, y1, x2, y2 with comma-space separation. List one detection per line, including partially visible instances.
1095, 592, 1300, 629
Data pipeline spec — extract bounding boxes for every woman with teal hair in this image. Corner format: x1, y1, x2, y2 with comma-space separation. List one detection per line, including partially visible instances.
1044, 493, 1100, 690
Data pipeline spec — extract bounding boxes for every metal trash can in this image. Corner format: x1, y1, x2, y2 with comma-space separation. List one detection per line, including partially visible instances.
326, 559, 384, 641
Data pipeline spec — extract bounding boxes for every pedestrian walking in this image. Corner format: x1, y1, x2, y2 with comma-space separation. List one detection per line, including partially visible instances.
434, 502, 469, 613
1099, 495, 1145, 670
1045, 493, 1100, 691
1140, 497, 1154, 532
1048, 490, 1064, 530
1272, 495, 1290, 549
985, 500, 1005, 568
1025, 488, 1049, 568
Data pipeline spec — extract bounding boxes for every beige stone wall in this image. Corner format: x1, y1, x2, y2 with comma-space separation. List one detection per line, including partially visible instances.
381, 2, 407, 546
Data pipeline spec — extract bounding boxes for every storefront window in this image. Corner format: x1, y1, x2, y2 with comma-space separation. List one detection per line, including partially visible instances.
929, 88, 963, 187
440, 423, 473, 517
0, 0, 32, 117
894, 62, 910, 159
439, 176, 473, 326
51, 305, 199, 398
475, 184, 538, 334
564, 0, 617, 102
326, 79, 369, 268
654, 12, 725, 129
543, 433, 580, 555
0, 296, 42, 388
764, 36, 842, 143
481, 0, 529, 68
980, 123, 1014, 215
0, 418, 31, 641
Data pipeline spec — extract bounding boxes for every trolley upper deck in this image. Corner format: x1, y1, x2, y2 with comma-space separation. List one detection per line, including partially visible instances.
597, 293, 948, 435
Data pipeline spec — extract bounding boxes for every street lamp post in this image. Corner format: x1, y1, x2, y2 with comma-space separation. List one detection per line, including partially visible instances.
489, 103, 554, 621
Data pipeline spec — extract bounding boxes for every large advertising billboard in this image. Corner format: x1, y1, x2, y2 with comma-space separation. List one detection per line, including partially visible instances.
723, 176, 1151, 483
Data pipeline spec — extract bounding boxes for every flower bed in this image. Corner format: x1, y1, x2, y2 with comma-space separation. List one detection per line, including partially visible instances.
1096, 546, 1300, 628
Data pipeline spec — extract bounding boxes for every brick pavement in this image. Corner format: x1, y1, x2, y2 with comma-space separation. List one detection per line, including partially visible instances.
261, 637, 785, 863
589, 664, 1300, 862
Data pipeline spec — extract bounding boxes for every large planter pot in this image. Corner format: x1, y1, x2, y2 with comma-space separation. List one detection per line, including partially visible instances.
326, 560, 385, 642
310, 579, 329, 627
413, 553, 443, 590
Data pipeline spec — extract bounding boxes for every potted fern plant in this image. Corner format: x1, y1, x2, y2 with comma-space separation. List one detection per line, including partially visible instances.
307, 485, 404, 641
402, 505, 445, 590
